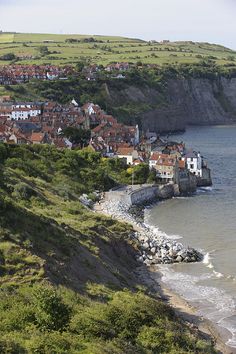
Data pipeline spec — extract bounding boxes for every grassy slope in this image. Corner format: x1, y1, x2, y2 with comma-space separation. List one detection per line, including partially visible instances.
0, 144, 216, 353
0, 32, 236, 67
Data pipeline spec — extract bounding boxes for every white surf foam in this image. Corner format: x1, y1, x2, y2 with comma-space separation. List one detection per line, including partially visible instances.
159, 266, 236, 348
213, 270, 224, 278
202, 252, 226, 279
143, 223, 183, 241
203, 252, 215, 269
219, 317, 236, 348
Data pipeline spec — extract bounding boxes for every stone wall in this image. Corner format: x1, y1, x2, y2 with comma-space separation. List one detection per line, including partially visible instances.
130, 186, 159, 205
197, 167, 212, 187
179, 173, 197, 194
106, 184, 179, 206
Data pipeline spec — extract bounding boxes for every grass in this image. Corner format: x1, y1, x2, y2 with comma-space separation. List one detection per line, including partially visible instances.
0, 33, 14, 43
0, 32, 235, 67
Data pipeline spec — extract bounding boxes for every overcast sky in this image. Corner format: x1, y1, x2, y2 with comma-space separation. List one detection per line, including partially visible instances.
1, 0, 236, 49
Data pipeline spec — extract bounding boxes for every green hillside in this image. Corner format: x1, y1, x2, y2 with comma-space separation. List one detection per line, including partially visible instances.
0, 32, 236, 67
0, 144, 216, 353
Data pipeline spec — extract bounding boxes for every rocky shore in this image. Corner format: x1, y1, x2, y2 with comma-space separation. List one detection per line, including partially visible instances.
95, 199, 236, 353
98, 200, 203, 265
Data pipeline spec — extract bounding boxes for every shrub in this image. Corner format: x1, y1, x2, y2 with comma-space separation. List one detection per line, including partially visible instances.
0, 338, 26, 354
13, 182, 37, 200
33, 285, 71, 331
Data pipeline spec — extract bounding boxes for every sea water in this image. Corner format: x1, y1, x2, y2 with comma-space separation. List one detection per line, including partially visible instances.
145, 125, 236, 348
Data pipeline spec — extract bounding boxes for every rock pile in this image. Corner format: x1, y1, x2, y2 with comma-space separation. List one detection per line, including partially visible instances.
99, 200, 203, 265
133, 231, 202, 265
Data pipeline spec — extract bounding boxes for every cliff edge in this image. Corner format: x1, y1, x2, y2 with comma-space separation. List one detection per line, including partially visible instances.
106, 77, 236, 133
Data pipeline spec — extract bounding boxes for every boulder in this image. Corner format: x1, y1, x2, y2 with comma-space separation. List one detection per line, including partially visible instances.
150, 247, 156, 254
176, 255, 183, 262
142, 242, 149, 250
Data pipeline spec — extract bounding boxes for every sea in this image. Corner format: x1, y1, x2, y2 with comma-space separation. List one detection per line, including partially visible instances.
145, 125, 236, 348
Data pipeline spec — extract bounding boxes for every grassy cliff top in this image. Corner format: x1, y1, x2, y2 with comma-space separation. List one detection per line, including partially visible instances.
0, 32, 236, 67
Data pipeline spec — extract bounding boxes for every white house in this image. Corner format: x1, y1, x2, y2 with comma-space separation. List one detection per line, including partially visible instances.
10, 103, 41, 120
11, 106, 41, 120
185, 151, 202, 177
134, 125, 140, 145
71, 98, 79, 107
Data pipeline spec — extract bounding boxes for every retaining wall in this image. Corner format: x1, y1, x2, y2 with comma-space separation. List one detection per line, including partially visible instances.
105, 184, 179, 206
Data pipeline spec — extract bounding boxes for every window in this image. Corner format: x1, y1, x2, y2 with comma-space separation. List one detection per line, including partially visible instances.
190, 164, 194, 169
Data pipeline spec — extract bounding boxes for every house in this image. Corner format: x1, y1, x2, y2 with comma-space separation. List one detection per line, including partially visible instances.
116, 147, 139, 165
149, 152, 178, 183
30, 132, 50, 144
149, 153, 161, 168
11, 107, 31, 120
185, 151, 202, 177
0, 96, 11, 103
105, 62, 130, 72
8, 133, 31, 145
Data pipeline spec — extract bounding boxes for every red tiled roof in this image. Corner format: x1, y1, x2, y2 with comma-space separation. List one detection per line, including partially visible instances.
30, 132, 45, 142
117, 147, 134, 155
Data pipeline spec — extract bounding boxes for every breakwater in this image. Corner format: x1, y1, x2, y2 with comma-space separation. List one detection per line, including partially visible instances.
98, 200, 203, 265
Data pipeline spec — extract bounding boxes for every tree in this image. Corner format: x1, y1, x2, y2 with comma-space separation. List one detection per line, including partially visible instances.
62, 127, 91, 147
75, 61, 86, 72
38, 46, 49, 56
0, 53, 16, 61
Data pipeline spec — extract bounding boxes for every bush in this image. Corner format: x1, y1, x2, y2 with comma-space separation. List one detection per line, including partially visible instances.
27, 331, 84, 354
33, 285, 71, 331
137, 326, 171, 352
13, 182, 37, 200
0, 338, 26, 354
70, 303, 115, 340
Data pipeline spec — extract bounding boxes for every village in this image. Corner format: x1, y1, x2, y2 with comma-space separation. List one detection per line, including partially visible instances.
0, 63, 128, 84
0, 93, 212, 194
0, 61, 155, 84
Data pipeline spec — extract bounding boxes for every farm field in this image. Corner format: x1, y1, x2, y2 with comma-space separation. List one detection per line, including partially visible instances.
0, 32, 236, 67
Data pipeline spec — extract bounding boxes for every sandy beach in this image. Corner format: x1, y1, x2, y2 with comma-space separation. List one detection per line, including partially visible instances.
94, 201, 236, 354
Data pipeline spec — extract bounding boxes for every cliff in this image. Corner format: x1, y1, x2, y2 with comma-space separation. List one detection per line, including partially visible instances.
106, 77, 236, 133
0, 144, 217, 353
7, 72, 236, 134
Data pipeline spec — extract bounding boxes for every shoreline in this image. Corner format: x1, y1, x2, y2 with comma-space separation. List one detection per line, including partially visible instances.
94, 200, 235, 354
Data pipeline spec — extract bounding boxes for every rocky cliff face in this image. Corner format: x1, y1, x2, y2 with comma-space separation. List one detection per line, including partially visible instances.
107, 77, 236, 133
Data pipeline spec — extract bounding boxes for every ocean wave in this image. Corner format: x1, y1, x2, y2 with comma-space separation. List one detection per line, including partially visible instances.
203, 252, 214, 269
213, 270, 224, 278
173, 196, 188, 199
143, 223, 183, 240
196, 187, 213, 194
202, 252, 233, 280
159, 266, 236, 347
218, 317, 236, 348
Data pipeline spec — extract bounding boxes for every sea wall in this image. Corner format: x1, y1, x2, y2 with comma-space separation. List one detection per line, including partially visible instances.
130, 186, 159, 205
106, 184, 179, 206
179, 173, 197, 194
197, 167, 212, 187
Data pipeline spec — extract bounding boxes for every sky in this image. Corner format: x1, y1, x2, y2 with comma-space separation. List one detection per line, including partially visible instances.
1, 0, 236, 49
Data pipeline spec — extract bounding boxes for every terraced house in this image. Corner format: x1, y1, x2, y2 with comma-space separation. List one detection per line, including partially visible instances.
149, 152, 179, 183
